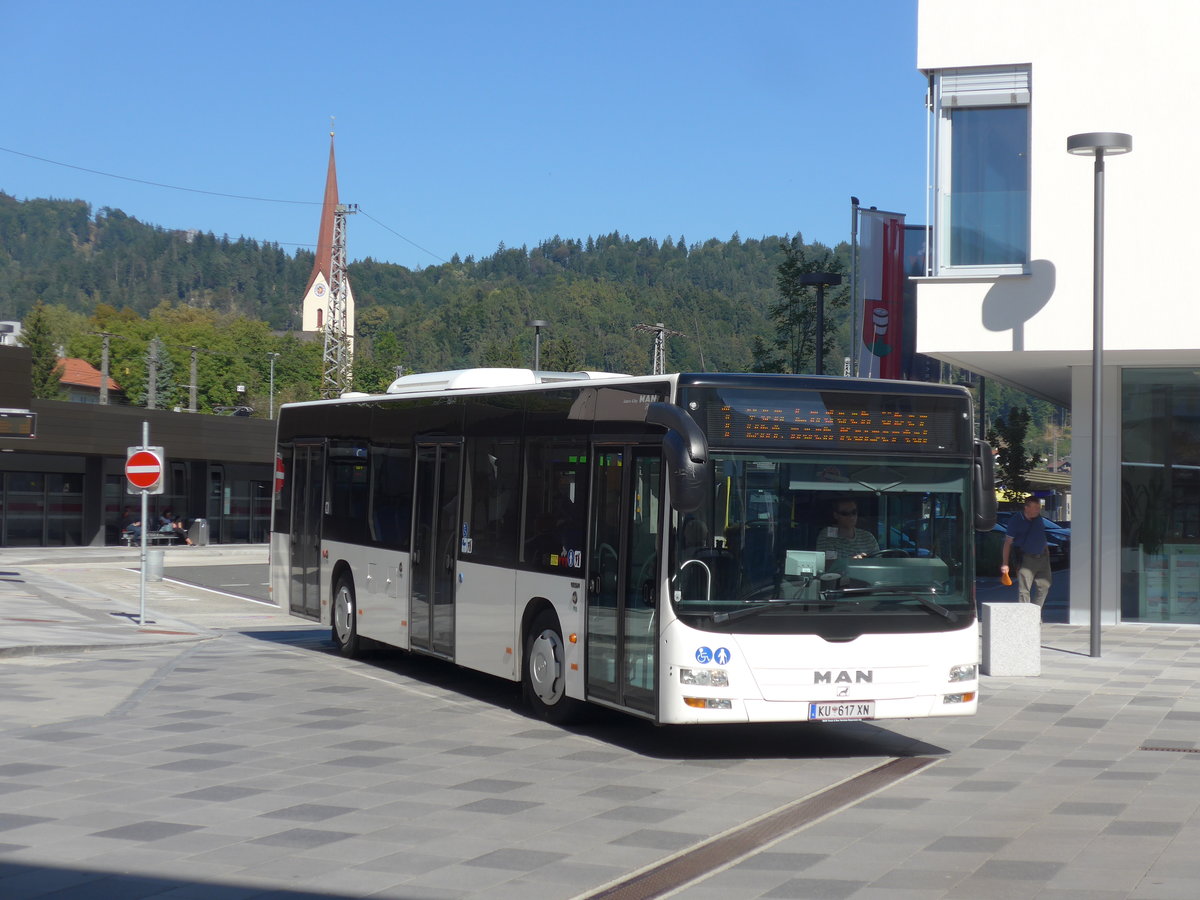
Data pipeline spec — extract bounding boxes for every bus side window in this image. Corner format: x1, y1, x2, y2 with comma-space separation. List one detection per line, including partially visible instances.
369, 445, 412, 548
523, 439, 587, 572
464, 438, 519, 566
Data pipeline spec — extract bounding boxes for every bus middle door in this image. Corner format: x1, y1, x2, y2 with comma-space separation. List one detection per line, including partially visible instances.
586, 445, 662, 718
410, 440, 462, 659
289, 441, 325, 620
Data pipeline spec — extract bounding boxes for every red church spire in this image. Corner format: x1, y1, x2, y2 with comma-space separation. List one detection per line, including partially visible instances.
306, 129, 339, 293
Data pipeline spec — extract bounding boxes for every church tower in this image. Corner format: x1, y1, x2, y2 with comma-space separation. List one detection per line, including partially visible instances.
299, 131, 355, 346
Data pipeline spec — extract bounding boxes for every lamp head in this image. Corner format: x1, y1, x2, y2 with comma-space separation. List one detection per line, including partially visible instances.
1067, 132, 1133, 156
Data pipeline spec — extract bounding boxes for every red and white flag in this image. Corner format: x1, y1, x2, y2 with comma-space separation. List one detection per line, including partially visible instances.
855, 209, 905, 379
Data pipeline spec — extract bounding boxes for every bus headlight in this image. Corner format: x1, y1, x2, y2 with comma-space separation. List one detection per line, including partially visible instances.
943, 692, 976, 704
679, 668, 729, 687
683, 697, 733, 709
948, 664, 976, 683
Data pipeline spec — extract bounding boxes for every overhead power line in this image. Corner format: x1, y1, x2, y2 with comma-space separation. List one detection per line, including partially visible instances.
1, 144, 447, 265
358, 209, 446, 264
0, 145, 319, 205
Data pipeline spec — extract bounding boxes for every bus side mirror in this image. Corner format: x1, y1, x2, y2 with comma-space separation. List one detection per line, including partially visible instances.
646, 402, 711, 513
974, 439, 997, 531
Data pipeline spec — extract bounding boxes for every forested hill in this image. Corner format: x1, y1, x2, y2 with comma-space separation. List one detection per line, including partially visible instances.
0, 191, 852, 377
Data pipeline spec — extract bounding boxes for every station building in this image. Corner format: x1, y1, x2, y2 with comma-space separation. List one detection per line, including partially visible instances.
916, 0, 1200, 625
0, 346, 274, 547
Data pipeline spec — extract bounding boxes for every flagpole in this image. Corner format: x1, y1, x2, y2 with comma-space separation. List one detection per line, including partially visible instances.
849, 197, 860, 376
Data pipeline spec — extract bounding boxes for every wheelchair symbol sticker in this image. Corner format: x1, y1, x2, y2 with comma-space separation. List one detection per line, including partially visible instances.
695, 647, 713, 664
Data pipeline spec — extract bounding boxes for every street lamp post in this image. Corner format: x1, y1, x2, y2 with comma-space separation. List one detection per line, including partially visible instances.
527, 320, 549, 372
797, 272, 843, 375
1067, 131, 1132, 658
268, 352, 280, 419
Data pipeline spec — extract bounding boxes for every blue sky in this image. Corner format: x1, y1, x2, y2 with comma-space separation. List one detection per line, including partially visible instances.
4, 1, 925, 269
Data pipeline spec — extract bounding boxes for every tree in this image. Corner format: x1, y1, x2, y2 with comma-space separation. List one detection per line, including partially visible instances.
543, 336, 581, 372
987, 406, 1042, 502
20, 301, 64, 399
753, 236, 847, 374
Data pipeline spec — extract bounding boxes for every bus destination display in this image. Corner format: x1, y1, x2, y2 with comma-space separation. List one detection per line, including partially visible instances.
696, 389, 964, 451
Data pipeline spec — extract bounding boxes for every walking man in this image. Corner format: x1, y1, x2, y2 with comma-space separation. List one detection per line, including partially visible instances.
1000, 497, 1052, 609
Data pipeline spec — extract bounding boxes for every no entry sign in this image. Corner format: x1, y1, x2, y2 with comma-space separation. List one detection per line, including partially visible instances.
126, 447, 165, 493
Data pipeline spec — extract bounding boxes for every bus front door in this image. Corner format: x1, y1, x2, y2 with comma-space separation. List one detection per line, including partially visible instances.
289, 442, 324, 620
410, 442, 461, 659
586, 446, 662, 717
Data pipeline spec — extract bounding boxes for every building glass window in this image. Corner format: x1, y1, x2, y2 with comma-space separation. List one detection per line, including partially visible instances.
949, 106, 1029, 266
932, 67, 1031, 273
1121, 369, 1200, 624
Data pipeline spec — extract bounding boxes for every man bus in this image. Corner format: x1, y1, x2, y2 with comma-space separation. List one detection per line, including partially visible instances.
271, 368, 996, 725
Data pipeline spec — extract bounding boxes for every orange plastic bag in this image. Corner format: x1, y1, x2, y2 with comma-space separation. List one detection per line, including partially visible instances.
1000, 570, 1013, 586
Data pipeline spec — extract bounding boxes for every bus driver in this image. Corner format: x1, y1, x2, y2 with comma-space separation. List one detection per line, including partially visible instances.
815, 498, 878, 561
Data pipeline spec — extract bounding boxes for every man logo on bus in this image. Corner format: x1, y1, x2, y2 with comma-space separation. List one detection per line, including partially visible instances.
714, 647, 731, 665
814, 670, 874, 684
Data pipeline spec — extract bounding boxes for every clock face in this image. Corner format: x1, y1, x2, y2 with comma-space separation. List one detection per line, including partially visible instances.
314, 284, 326, 297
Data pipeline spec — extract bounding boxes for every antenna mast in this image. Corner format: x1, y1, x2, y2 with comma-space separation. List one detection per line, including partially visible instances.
632, 322, 685, 375
321, 201, 357, 398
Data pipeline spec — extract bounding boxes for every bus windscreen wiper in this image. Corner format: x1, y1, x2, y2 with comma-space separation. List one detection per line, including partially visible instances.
821, 586, 957, 621
710, 598, 831, 624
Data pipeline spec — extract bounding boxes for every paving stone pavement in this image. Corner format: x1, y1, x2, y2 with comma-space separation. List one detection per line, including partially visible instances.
0, 547, 1197, 899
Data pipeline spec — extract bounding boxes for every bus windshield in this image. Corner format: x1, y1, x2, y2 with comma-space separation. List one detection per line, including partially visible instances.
670, 452, 973, 633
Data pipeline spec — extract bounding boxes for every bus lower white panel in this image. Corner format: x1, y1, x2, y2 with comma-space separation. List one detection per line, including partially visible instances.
323, 540, 409, 650
658, 619, 979, 725
268, 532, 289, 610
357, 547, 409, 650
513, 570, 586, 701
456, 561, 518, 680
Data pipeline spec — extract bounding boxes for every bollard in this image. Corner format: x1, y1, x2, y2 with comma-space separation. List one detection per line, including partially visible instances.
980, 602, 1041, 676
145, 549, 165, 582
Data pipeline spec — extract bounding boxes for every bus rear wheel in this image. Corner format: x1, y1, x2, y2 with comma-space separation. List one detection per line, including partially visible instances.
523, 612, 579, 724
332, 575, 360, 657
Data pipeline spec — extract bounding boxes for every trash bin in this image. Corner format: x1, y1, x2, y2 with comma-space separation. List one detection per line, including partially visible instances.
146, 549, 164, 582
188, 518, 209, 547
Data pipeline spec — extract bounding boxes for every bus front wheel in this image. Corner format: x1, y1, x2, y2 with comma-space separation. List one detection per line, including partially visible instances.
332, 575, 360, 657
523, 612, 579, 724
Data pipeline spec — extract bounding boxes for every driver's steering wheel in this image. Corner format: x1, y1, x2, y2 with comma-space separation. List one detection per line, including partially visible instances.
866, 548, 909, 558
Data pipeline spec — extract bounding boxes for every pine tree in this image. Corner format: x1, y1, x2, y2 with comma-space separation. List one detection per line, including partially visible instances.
20, 300, 64, 399
755, 237, 848, 374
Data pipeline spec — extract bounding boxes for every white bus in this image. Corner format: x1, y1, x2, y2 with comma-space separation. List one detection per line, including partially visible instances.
270, 368, 996, 725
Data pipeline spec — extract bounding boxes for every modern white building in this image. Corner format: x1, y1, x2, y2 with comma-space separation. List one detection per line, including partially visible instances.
917, 0, 1200, 626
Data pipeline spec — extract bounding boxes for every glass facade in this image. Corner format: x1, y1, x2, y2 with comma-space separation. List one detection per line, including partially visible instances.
1121, 369, 1200, 624
1, 472, 84, 546
0, 459, 271, 548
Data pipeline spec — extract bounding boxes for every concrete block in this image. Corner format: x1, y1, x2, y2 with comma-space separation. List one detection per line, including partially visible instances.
981, 602, 1041, 676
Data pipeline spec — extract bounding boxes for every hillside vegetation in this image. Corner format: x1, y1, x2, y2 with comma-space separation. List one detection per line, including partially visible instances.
0, 192, 858, 383
2, 191, 1065, 464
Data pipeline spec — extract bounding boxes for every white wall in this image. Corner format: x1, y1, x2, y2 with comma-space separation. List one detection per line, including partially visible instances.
917, 0, 1200, 357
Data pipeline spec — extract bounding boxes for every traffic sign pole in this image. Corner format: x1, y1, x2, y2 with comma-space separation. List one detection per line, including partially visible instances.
125, 427, 166, 627
140, 422, 148, 626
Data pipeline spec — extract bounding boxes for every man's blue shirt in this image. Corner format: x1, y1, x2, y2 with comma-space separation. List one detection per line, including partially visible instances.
1007, 513, 1048, 556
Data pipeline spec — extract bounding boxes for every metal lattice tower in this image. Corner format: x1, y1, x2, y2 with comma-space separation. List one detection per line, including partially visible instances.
633, 322, 685, 375
322, 203, 357, 398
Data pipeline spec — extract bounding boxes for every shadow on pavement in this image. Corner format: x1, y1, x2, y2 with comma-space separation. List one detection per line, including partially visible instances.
237, 630, 949, 763
0, 862, 363, 900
